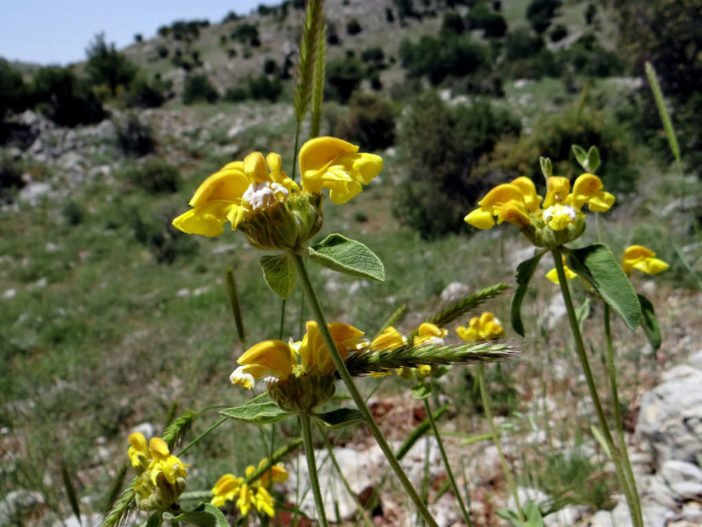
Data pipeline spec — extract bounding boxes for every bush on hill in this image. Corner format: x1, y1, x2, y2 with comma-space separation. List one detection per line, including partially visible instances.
334, 92, 396, 151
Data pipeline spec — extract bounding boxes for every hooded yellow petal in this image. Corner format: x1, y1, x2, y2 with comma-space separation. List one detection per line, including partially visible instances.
511, 176, 542, 211
499, 200, 531, 228
243, 151, 269, 184
172, 201, 246, 237
622, 245, 669, 275
189, 166, 249, 207
236, 340, 293, 382
478, 184, 525, 212
464, 207, 495, 229
543, 177, 571, 208
299, 137, 359, 173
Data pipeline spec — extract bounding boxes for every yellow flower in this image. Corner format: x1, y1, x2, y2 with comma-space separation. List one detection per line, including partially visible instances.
545, 256, 578, 285
622, 245, 669, 275
230, 321, 365, 389
465, 169, 614, 248
173, 152, 299, 237
147, 437, 189, 486
230, 340, 294, 390
299, 137, 383, 204
456, 312, 504, 342
396, 323, 447, 380
370, 326, 407, 352
126, 433, 189, 512
211, 460, 287, 517
128, 432, 150, 470
298, 320, 366, 376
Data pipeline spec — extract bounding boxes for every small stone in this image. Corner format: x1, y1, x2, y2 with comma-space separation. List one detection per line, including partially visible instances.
3, 289, 16, 299
439, 282, 471, 303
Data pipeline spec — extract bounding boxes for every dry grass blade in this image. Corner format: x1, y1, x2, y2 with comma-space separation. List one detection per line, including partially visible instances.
99, 480, 137, 527
294, 0, 324, 124
645, 61, 681, 165
162, 410, 199, 450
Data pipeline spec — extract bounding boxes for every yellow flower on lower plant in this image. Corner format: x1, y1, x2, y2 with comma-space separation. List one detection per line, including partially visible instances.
622, 245, 669, 275
230, 321, 365, 389
126, 433, 189, 512
211, 459, 288, 518
396, 323, 447, 380
456, 312, 504, 342
299, 137, 383, 204
545, 256, 579, 285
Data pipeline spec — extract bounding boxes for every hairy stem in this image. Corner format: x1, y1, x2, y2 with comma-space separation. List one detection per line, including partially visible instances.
291, 252, 438, 527
301, 413, 328, 527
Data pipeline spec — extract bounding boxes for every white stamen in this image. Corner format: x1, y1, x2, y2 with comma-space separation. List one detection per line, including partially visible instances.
243, 182, 288, 210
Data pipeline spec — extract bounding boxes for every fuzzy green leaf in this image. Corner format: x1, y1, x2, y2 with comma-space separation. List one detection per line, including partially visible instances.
567, 244, 641, 330
221, 401, 289, 425
316, 408, 364, 429
411, 382, 433, 400
638, 294, 662, 350
539, 156, 552, 179
572, 144, 587, 169
309, 234, 385, 281
511, 251, 547, 336
260, 254, 296, 299
586, 146, 600, 173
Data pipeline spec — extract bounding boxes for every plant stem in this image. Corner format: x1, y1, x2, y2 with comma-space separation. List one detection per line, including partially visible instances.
291, 252, 438, 527
423, 398, 473, 526
290, 123, 301, 183
551, 249, 642, 527
477, 364, 524, 521
300, 413, 328, 527
604, 304, 644, 526
178, 417, 227, 456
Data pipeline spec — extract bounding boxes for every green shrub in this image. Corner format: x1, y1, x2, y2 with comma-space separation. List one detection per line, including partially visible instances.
334, 92, 396, 151
224, 86, 249, 102
263, 58, 278, 75
346, 18, 362, 35
504, 26, 544, 61
559, 33, 624, 77
399, 35, 486, 85
30, 66, 106, 127
473, 106, 637, 192
440, 11, 465, 36
326, 56, 365, 102
247, 74, 283, 102
550, 24, 567, 42
526, 0, 561, 34
126, 74, 170, 108
0, 59, 28, 122
231, 23, 260, 46
182, 74, 219, 104
85, 33, 137, 96
393, 91, 520, 238
129, 202, 197, 264
114, 113, 155, 157
0, 153, 23, 202
121, 159, 180, 193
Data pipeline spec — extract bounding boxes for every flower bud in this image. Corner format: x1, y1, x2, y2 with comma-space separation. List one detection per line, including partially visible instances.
238, 192, 323, 251
267, 374, 336, 414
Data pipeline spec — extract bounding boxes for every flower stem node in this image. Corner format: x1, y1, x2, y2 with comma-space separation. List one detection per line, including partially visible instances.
268, 373, 336, 414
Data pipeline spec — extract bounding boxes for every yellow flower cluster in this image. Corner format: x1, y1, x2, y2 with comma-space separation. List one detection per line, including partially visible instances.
371, 322, 447, 379
464, 174, 615, 246
230, 320, 366, 389
456, 312, 504, 343
127, 432, 189, 511
211, 458, 289, 518
173, 137, 382, 238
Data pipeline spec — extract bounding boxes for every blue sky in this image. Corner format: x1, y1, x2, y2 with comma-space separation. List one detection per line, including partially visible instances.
0, 1, 278, 65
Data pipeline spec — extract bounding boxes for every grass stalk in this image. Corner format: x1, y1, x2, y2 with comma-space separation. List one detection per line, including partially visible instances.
301, 413, 328, 527
477, 364, 524, 521
423, 398, 473, 526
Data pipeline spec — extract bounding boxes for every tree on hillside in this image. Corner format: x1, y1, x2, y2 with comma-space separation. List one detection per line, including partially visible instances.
85, 33, 136, 96
526, 0, 561, 34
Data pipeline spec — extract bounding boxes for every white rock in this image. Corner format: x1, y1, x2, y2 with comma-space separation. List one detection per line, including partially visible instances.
0, 490, 45, 524
131, 422, 156, 439
3, 289, 16, 299
18, 181, 52, 205
539, 293, 567, 330
439, 282, 471, 303
636, 366, 702, 465
660, 460, 702, 485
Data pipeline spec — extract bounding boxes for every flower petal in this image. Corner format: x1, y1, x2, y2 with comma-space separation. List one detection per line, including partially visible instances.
189, 164, 248, 207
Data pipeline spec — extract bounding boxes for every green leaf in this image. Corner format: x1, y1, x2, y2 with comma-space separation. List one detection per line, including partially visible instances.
60, 461, 81, 523
166, 504, 229, 527
511, 250, 547, 336
315, 408, 364, 429
586, 146, 600, 173
572, 144, 587, 169
539, 156, 552, 179
411, 382, 432, 400
308, 234, 385, 282
575, 297, 591, 330
221, 401, 290, 425
259, 254, 296, 299
566, 244, 641, 330
638, 294, 662, 350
